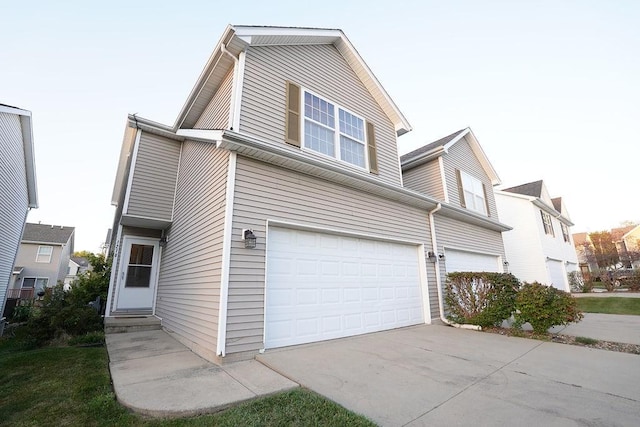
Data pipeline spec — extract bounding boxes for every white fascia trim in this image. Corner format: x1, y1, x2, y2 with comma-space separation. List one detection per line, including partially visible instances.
122, 129, 142, 215
439, 156, 449, 203
175, 129, 224, 143
463, 128, 501, 186
19, 113, 38, 208
266, 219, 424, 246
104, 224, 123, 317
442, 128, 470, 152
217, 152, 237, 357
0, 104, 31, 115
232, 26, 342, 40
232, 50, 246, 131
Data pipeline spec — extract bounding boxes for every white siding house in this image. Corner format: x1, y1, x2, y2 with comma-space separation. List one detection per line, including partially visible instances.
495, 181, 578, 292
0, 105, 38, 319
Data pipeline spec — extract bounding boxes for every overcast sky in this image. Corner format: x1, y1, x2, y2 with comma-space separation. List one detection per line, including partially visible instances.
2, 1, 638, 252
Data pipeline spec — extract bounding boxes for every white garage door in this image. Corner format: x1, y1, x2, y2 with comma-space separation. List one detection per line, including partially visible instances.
546, 260, 568, 291
445, 249, 500, 273
265, 227, 425, 349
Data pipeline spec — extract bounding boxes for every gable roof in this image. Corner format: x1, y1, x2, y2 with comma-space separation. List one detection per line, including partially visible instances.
0, 104, 38, 208
622, 224, 640, 240
400, 127, 501, 185
611, 225, 636, 241
502, 180, 544, 197
551, 197, 562, 212
70, 256, 90, 268
174, 25, 412, 136
572, 232, 588, 246
22, 223, 75, 245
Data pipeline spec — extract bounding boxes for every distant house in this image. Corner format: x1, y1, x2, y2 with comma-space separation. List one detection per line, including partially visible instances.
575, 225, 640, 273
495, 180, 578, 292
572, 232, 598, 277
7, 223, 75, 300
0, 104, 38, 319
400, 128, 510, 277
64, 256, 91, 286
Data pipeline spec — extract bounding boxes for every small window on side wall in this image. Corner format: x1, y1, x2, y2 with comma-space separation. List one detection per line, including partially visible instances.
561, 223, 570, 242
541, 211, 555, 236
36, 246, 53, 263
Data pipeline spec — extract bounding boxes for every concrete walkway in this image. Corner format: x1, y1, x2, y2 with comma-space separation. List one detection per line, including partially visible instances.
258, 325, 640, 427
552, 313, 640, 345
105, 330, 297, 417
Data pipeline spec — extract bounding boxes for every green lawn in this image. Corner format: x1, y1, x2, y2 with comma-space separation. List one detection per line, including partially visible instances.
0, 334, 374, 427
576, 297, 640, 316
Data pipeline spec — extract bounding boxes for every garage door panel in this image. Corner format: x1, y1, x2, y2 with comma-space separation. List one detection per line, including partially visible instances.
266, 227, 424, 348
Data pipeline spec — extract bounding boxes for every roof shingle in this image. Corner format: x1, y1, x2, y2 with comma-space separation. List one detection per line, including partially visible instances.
22, 223, 75, 245
501, 180, 544, 198
400, 129, 467, 163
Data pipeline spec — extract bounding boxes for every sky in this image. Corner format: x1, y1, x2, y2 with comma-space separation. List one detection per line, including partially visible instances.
1, 1, 638, 252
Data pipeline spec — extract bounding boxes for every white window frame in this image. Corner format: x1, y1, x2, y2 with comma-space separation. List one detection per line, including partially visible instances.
22, 277, 48, 289
460, 171, 487, 215
541, 211, 555, 237
35, 245, 53, 263
301, 88, 368, 170
561, 222, 570, 242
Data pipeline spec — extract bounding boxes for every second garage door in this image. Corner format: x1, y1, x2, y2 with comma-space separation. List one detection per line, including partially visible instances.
444, 249, 501, 273
265, 227, 425, 349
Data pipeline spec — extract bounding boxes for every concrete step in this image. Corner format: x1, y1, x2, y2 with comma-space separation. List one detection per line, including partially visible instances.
105, 316, 162, 334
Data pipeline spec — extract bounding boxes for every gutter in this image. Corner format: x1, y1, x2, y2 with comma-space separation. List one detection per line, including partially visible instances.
429, 203, 481, 331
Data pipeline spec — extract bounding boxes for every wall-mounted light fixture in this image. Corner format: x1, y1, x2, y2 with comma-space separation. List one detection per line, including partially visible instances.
159, 236, 168, 248
503, 260, 509, 266
242, 229, 257, 249
427, 251, 437, 262
438, 253, 445, 260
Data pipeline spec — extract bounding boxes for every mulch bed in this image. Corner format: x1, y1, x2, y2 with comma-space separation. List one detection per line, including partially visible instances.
482, 327, 640, 355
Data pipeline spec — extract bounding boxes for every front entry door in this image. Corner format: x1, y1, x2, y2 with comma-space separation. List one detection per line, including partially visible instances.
115, 237, 160, 311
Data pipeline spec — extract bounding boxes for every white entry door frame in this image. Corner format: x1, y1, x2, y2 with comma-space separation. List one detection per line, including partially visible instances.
115, 236, 160, 311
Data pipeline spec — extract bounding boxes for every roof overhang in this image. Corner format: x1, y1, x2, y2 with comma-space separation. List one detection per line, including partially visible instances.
173, 25, 412, 136
12, 267, 23, 275
402, 128, 501, 186
0, 105, 38, 208
201, 130, 510, 232
120, 214, 172, 230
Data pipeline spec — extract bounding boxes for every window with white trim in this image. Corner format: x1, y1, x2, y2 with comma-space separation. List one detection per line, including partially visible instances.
36, 245, 53, 263
541, 211, 555, 236
303, 90, 367, 168
561, 222, 570, 242
460, 171, 487, 215
22, 277, 48, 289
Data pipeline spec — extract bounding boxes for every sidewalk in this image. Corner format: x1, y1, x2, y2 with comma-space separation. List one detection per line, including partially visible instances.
551, 312, 640, 345
105, 330, 297, 417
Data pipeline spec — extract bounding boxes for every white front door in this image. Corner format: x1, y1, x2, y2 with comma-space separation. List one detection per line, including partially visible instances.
115, 237, 160, 311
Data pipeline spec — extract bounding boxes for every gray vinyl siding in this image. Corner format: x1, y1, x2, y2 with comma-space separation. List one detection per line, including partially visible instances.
434, 215, 506, 277
13, 243, 65, 289
239, 44, 402, 186
155, 141, 229, 358
443, 136, 498, 217
225, 156, 437, 355
402, 160, 445, 200
126, 132, 181, 221
194, 68, 234, 130
0, 112, 29, 312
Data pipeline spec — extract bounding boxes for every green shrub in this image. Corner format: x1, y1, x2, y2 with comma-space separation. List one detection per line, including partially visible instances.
513, 282, 583, 334
575, 336, 598, 345
11, 301, 34, 322
444, 272, 520, 327
68, 331, 105, 346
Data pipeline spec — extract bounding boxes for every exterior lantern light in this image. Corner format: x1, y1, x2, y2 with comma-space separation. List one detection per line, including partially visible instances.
242, 229, 257, 249
427, 251, 437, 262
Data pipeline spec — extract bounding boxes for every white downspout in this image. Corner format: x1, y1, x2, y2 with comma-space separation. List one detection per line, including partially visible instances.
220, 43, 239, 130
428, 203, 480, 330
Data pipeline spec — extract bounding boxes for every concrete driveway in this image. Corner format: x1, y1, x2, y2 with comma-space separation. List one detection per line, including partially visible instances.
257, 325, 640, 426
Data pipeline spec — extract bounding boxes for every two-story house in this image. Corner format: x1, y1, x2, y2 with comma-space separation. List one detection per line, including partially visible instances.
106, 25, 510, 364
495, 180, 578, 291
64, 256, 91, 286
0, 104, 38, 320
8, 223, 75, 300
401, 128, 510, 280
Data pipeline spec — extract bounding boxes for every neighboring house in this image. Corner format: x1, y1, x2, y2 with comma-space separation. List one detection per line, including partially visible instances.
621, 225, 640, 269
400, 128, 510, 277
64, 256, 91, 285
612, 225, 639, 269
0, 104, 38, 319
495, 181, 578, 291
8, 223, 75, 300
572, 232, 598, 277
106, 25, 510, 364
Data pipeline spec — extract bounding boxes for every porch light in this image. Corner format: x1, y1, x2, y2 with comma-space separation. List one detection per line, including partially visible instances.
427, 251, 437, 262
438, 253, 445, 260
242, 229, 257, 249
159, 236, 168, 248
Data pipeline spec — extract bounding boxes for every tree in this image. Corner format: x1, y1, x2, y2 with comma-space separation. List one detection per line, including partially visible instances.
588, 231, 619, 269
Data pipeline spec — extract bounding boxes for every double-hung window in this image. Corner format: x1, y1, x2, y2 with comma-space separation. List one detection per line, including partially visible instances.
36, 245, 53, 263
459, 170, 488, 215
561, 223, 570, 242
541, 211, 555, 236
303, 90, 367, 169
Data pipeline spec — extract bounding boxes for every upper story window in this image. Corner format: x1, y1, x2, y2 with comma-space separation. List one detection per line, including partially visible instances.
303, 90, 367, 168
561, 223, 570, 243
541, 211, 555, 236
458, 170, 488, 215
36, 245, 53, 263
